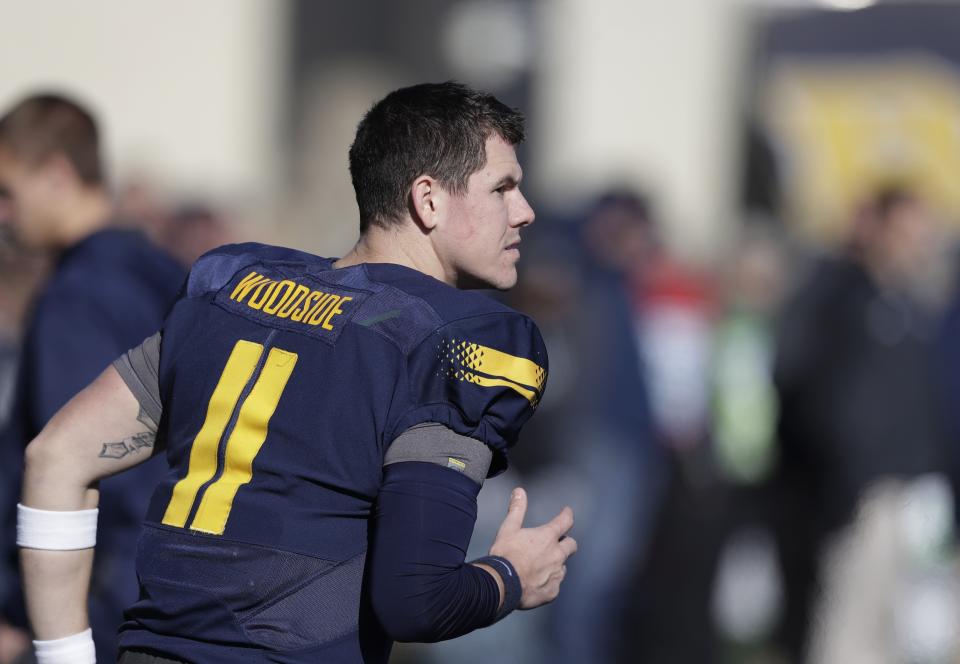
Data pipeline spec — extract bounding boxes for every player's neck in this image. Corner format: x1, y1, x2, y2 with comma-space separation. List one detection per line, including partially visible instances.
336, 225, 451, 285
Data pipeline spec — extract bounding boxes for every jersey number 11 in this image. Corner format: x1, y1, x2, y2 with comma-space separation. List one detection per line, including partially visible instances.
161, 339, 298, 535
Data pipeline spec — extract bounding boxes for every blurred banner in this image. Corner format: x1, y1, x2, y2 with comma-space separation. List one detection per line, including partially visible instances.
752, 3, 960, 240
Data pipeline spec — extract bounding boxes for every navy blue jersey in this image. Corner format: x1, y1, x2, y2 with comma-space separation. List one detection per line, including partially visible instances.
119, 243, 547, 663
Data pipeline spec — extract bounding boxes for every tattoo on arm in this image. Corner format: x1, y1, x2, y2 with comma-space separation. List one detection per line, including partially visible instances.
98, 407, 159, 460
98, 432, 155, 460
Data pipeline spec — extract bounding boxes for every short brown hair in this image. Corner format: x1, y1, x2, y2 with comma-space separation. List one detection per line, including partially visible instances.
0, 93, 104, 185
349, 82, 525, 233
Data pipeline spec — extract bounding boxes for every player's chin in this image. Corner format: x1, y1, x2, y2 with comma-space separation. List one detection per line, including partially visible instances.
490, 266, 519, 291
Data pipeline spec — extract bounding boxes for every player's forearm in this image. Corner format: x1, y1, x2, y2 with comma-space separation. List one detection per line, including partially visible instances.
20, 549, 93, 640
380, 559, 501, 643
19, 436, 99, 640
19, 366, 157, 648
471, 562, 505, 611
369, 462, 502, 642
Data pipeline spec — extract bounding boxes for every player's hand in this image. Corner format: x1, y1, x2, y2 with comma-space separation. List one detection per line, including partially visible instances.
488, 487, 577, 609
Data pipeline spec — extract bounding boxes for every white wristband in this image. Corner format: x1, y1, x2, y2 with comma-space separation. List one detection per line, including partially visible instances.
33, 628, 96, 664
17, 504, 98, 550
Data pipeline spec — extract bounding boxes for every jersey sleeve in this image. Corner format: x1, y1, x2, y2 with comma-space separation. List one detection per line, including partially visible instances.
388, 311, 548, 476
112, 331, 163, 429
384, 423, 493, 485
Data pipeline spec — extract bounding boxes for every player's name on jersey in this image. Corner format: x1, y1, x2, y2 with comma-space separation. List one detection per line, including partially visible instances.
229, 271, 353, 330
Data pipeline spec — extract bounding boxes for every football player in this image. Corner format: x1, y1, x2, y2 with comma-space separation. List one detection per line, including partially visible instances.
17, 82, 576, 663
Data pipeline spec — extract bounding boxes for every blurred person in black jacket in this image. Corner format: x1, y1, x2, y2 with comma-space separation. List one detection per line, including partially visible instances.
773, 187, 952, 663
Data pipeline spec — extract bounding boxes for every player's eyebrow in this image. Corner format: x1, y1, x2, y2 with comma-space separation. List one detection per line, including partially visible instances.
493, 172, 522, 190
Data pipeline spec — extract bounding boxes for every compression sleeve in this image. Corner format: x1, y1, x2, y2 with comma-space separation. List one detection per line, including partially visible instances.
371, 421, 508, 642
369, 461, 501, 642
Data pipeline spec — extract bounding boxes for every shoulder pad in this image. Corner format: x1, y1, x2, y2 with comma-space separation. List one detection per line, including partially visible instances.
392, 310, 548, 476
185, 243, 325, 298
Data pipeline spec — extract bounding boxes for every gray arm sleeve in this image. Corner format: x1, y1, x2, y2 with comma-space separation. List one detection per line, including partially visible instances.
112, 331, 162, 429
384, 422, 493, 486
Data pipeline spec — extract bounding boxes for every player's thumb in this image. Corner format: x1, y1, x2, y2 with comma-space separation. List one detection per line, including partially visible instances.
497, 487, 527, 535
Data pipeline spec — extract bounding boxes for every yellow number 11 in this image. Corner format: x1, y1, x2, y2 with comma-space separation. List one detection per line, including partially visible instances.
162, 339, 298, 535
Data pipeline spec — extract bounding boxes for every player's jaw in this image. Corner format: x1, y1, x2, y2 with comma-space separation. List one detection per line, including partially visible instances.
450, 244, 520, 291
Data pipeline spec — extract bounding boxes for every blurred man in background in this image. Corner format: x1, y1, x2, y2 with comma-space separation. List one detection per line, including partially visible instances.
773, 187, 952, 663
0, 93, 185, 663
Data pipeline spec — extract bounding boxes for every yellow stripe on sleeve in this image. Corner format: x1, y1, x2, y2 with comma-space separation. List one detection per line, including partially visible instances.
463, 371, 539, 403
455, 341, 546, 393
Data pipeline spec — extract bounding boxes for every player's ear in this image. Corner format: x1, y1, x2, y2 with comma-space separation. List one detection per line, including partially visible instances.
410, 174, 444, 232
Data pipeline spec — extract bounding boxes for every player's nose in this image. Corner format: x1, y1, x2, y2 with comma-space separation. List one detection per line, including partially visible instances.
511, 191, 535, 228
